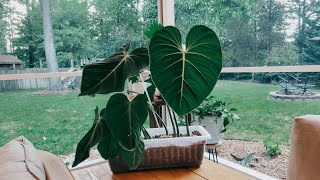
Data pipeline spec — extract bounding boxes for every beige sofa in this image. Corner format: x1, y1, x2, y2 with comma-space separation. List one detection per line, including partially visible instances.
0, 136, 74, 180
287, 115, 320, 180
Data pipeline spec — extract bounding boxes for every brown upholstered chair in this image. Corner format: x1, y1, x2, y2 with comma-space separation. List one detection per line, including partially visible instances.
287, 115, 320, 180
37, 150, 74, 180
0, 137, 74, 180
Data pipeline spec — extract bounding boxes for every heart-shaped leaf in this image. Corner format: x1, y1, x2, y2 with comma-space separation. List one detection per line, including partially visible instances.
73, 107, 108, 167
120, 139, 145, 170
105, 93, 148, 151
149, 25, 222, 116
98, 134, 120, 160
80, 44, 149, 96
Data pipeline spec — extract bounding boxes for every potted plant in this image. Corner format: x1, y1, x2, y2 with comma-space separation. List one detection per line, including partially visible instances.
72, 25, 223, 172
192, 96, 240, 144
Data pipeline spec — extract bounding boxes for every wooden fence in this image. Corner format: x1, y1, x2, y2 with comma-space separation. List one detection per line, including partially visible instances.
0, 68, 69, 91
0, 65, 320, 92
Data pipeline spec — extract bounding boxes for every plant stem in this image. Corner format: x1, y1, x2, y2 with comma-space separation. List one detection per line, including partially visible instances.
139, 74, 160, 128
153, 108, 169, 135
139, 73, 169, 135
185, 115, 190, 136
172, 111, 180, 137
142, 126, 151, 139
167, 105, 176, 137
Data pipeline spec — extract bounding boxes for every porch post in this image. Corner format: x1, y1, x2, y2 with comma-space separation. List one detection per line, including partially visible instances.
158, 0, 175, 26
152, 0, 176, 128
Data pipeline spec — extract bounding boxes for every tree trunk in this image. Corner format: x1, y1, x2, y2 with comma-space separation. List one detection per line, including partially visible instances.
252, 1, 258, 82
298, 0, 307, 62
268, 0, 273, 54
41, 0, 63, 91
26, 0, 35, 68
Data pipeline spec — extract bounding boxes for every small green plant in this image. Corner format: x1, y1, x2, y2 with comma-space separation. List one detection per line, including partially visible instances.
263, 138, 281, 158
192, 96, 240, 132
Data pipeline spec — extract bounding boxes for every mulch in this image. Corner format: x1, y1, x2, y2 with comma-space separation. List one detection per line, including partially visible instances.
218, 139, 289, 179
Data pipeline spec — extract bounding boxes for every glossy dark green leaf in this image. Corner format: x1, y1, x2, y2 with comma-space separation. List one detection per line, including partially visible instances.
120, 139, 145, 170
149, 25, 222, 116
105, 93, 148, 151
80, 44, 149, 96
73, 107, 108, 167
98, 134, 120, 160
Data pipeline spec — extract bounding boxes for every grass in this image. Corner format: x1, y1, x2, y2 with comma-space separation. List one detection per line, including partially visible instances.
212, 81, 320, 145
0, 80, 319, 155
0, 90, 111, 155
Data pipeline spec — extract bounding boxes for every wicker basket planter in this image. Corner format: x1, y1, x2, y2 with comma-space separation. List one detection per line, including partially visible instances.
109, 126, 211, 173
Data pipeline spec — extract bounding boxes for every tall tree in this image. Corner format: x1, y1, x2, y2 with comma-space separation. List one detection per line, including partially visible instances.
53, 0, 97, 67
142, 0, 158, 26
14, 2, 44, 68
0, 1, 8, 54
41, 0, 63, 91
25, 0, 36, 67
291, 0, 320, 64
91, 0, 143, 57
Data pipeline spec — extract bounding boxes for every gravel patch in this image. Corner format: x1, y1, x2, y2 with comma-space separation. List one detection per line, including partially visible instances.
59, 139, 289, 179
218, 139, 289, 179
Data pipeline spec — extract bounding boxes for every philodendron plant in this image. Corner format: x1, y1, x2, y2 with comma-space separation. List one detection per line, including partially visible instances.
73, 25, 222, 169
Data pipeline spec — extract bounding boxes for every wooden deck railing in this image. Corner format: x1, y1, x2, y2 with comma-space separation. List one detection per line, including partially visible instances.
0, 65, 319, 81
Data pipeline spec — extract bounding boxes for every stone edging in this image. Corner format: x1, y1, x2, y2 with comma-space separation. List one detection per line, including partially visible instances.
269, 91, 320, 101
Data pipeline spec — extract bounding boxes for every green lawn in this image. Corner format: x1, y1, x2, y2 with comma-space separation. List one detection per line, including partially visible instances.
0, 81, 319, 155
212, 81, 320, 145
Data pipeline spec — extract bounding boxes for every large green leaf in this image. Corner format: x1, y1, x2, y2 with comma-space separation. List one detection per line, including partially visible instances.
79, 44, 149, 96
149, 25, 222, 116
105, 93, 148, 151
120, 139, 145, 170
73, 107, 108, 167
97, 134, 120, 160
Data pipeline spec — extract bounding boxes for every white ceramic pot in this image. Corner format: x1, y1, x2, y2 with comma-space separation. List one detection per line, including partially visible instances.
192, 115, 224, 144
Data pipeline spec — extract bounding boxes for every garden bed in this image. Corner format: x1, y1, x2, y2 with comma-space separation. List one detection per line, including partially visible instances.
218, 139, 289, 179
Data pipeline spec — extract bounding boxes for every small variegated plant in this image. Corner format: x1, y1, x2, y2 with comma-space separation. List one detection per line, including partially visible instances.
73, 25, 222, 169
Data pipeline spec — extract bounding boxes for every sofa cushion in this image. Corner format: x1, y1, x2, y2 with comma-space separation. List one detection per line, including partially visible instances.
0, 136, 46, 180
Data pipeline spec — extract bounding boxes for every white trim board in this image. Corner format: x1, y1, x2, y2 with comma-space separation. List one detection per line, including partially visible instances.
70, 158, 106, 171
204, 152, 278, 180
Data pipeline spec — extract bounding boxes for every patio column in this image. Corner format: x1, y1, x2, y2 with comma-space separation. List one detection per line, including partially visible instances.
153, 0, 175, 128
158, 0, 175, 26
